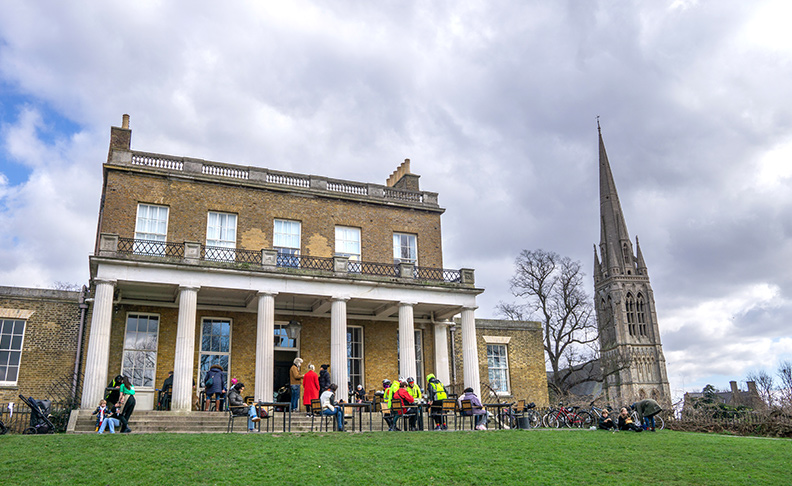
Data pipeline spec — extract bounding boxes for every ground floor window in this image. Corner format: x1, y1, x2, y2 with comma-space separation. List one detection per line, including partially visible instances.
347, 326, 364, 390
487, 344, 510, 394
0, 318, 25, 385
199, 318, 231, 386
121, 314, 159, 388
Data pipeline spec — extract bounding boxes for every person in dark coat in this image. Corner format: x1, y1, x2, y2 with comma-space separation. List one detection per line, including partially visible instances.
632, 399, 662, 431
204, 364, 226, 411
598, 409, 616, 430
104, 375, 124, 407
318, 364, 331, 395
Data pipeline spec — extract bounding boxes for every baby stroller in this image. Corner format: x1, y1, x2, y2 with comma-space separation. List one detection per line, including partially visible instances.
274, 385, 291, 412
19, 395, 55, 434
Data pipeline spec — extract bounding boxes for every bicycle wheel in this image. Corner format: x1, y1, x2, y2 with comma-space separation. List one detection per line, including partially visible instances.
23, 427, 36, 435
649, 415, 665, 430
546, 413, 563, 428
542, 409, 556, 428
573, 411, 594, 428
525, 410, 541, 429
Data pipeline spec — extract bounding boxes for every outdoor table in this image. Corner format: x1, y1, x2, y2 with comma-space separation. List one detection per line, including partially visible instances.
483, 403, 511, 429
257, 401, 291, 432
340, 402, 373, 432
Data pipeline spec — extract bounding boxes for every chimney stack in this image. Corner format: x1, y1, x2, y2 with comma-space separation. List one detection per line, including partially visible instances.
385, 158, 420, 191
109, 114, 132, 158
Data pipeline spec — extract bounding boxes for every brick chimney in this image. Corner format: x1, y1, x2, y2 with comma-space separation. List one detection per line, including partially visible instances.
386, 158, 420, 191
109, 114, 132, 158
729, 381, 740, 405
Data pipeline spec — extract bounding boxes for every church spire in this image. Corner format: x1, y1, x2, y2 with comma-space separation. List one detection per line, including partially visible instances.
598, 122, 632, 275
636, 236, 647, 275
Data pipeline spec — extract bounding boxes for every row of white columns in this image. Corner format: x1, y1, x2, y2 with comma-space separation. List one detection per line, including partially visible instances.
81, 281, 480, 410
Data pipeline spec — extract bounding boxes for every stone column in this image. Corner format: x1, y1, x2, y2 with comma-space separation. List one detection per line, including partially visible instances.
255, 291, 277, 402
461, 306, 481, 397
80, 279, 116, 409
330, 297, 349, 391
433, 320, 452, 385
398, 302, 417, 380
172, 286, 199, 412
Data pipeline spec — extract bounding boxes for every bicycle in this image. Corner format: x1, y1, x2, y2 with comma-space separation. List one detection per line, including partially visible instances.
630, 409, 665, 430
543, 403, 594, 428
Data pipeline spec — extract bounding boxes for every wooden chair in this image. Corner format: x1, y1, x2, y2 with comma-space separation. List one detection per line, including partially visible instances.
459, 399, 475, 430
376, 396, 395, 431
310, 399, 331, 432
390, 399, 417, 431
433, 399, 455, 430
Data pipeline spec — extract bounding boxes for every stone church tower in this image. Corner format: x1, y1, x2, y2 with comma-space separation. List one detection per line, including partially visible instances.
593, 124, 671, 405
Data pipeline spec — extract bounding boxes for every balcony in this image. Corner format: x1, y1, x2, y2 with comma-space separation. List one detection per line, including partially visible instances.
96, 234, 475, 286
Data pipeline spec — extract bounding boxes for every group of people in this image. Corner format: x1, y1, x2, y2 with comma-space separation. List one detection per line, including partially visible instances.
93, 375, 136, 433
597, 398, 663, 432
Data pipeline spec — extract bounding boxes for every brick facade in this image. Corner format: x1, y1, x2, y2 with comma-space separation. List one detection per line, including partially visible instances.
0, 287, 83, 403
452, 319, 549, 407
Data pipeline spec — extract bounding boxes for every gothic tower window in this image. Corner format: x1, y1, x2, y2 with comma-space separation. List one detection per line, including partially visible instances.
636, 293, 647, 336
622, 243, 630, 263
625, 293, 636, 336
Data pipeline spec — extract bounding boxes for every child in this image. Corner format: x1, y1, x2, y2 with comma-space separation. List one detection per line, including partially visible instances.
92, 399, 109, 432
598, 409, 616, 430
618, 407, 643, 432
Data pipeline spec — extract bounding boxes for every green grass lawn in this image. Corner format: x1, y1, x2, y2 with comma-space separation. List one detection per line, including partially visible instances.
3, 429, 789, 485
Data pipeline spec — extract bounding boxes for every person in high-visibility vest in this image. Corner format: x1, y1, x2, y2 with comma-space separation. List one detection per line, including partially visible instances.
382, 379, 397, 431
406, 377, 424, 430
426, 373, 448, 430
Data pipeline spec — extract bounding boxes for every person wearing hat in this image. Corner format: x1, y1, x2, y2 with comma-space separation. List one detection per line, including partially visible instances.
289, 358, 304, 412
405, 377, 424, 430
382, 379, 397, 431
318, 364, 331, 395
426, 373, 448, 430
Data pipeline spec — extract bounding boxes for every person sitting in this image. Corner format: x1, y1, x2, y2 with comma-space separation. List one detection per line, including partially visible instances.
394, 381, 417, 430
618, 407, 643, 432
158, 371, 173, 410
320, 383, 345, 432
354, 384, 366, 403
381, 379, 397, 431
228, 383, 261, 432
598, 409, 616, 430
458, 387, 488, 430
98, 401, 126, 434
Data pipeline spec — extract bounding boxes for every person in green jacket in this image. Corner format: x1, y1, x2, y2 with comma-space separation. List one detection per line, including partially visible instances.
406, 377, 424, 430
631, 399, 662, 431
382, 379, 397, 431
119, 376, 136, 433
426, 373, 448, 430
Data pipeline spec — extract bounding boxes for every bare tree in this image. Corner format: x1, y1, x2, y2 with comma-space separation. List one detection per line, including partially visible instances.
497, 249, 598, 397
746, 369, 775, 408
53, 281, 82, 291
778, 360, 792, 409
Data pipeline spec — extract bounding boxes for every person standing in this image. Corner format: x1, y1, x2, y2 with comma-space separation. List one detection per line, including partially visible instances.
303, 364, 320, 415
318, 364, 331, 394
119, 376, 136, 433
426, 373, 448, 430
204, 364, 226, 412
320, 383, 345, 432
632, 399, 662, 431
290, 358, 304, 412
382, 379, 396, 431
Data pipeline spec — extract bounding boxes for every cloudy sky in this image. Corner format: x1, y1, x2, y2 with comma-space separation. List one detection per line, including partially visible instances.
2, 1, 792, 402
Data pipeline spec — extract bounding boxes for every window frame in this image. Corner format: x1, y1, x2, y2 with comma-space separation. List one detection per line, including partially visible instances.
274, 321, 298, 350
0, 318, 26, 386
335, 226, 361, 261
120, 313, 160, 390
274, 219, 301, 267
198, 317, 232, 388
486, 343, 511, 395
134, 203, 169, 255
393, 232, 418, 265
206, 211, 238, 249
347, 325, 364, 390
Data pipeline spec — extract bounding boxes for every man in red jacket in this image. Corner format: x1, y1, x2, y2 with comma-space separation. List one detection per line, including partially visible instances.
393, 381, 417, 431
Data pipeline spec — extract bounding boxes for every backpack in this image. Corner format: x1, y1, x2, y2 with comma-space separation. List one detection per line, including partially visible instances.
205, 375, 214, 388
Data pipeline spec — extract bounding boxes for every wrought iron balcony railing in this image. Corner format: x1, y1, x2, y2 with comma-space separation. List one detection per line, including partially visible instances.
107, 236, 473, 285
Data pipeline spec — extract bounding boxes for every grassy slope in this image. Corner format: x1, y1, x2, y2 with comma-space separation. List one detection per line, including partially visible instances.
3, 430, 789, 485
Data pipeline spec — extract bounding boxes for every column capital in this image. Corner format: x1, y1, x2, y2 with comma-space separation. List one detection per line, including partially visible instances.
399, 301, 418, 307
178, 285, 201, 292
257, 290, 278, 297
462, 306, 479, 312
93, 278, 117, 286
331, 295, 350, 302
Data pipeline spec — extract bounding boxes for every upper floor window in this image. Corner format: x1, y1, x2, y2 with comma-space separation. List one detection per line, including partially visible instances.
335, 226, 361, 261
0, 318, 25, 385
135, 204, 169, 255
393, 233, 417, 265
626, 293, 637, 336
121, 314, 159, 388
206, 212, 237, 248
274, 219, 301, 267
636, 294, 647, 336
274, 323, 297, 349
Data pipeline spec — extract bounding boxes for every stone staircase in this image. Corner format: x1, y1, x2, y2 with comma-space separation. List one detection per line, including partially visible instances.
67, 409, 382, 434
